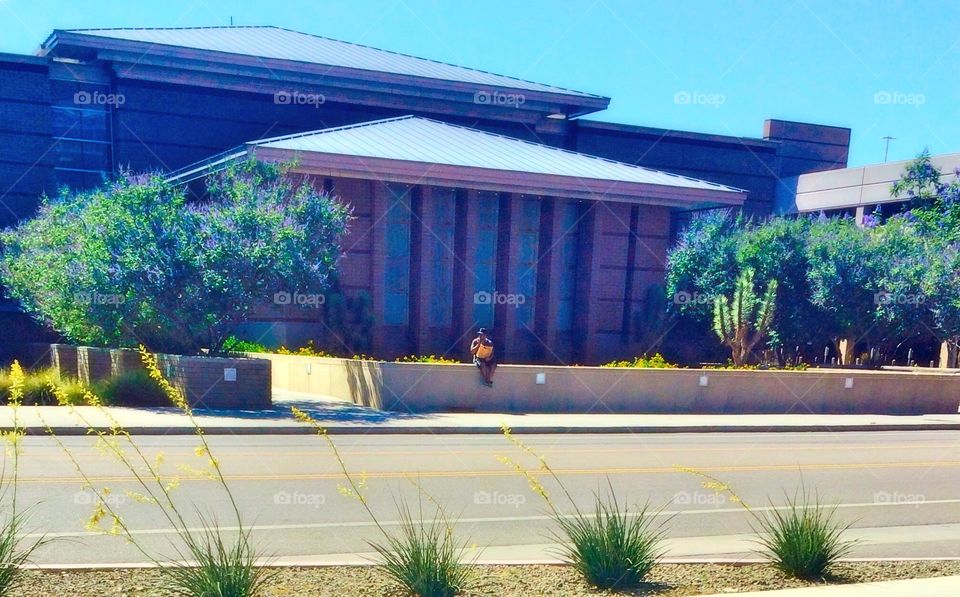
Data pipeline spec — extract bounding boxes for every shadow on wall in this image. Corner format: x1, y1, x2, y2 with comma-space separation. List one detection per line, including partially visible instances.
345, 358, 383, 409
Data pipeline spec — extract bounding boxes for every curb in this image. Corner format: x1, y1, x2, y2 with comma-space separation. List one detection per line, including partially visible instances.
23, 556, 960, 570
13, 422, 960, 436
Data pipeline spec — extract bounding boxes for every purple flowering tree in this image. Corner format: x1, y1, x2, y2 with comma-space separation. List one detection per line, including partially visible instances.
0, 159, 351, 354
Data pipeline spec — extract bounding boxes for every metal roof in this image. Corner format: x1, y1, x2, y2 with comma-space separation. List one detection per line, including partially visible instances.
62, 26, 603, 100
251, 116, 745, 195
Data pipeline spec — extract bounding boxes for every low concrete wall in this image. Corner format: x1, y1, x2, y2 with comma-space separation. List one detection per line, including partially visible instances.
50, 344, 78, 380
253, 353, 960, 415
77, 346, 112, 385
47, 346, 272, 410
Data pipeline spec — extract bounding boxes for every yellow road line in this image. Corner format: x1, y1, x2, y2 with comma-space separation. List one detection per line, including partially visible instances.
15, 459, 960, 485
21, 442, 960, 460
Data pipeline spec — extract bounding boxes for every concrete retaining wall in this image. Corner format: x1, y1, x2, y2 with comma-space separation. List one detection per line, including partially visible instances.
251, 353, 960, 415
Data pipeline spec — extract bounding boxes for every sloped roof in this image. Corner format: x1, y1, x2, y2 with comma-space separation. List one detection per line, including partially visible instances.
242, 116, 745, 206
58, 26, 603, 100
255, 116, 742, 192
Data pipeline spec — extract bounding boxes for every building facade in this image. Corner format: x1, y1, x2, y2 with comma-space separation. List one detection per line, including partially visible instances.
0, 26, 852, 363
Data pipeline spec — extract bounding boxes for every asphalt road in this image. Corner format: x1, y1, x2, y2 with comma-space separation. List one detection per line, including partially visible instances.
8, 430, 960, 565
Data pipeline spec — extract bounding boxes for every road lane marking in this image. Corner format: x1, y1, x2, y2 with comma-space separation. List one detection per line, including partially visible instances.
14, 459, 960, 484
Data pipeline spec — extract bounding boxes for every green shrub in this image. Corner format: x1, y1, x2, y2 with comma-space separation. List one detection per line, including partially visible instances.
394, 354, 460, 364
94, 370, 169, 407
602, 353, 677, 368
557, 495, 664, 589
755, 489, 855, 580
277, 340, 334, 358
221, 336, 269, 354
0, 367, 86, 405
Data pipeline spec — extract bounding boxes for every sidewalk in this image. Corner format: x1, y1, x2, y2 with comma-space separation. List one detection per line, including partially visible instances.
2, 390, 960, 435
700, 574, 960, 596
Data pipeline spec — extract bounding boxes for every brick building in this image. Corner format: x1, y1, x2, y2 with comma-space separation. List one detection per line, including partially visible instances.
0, 26, 852, 363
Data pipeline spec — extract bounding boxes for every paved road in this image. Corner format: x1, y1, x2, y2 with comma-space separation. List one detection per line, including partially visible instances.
9, 430, 960, 565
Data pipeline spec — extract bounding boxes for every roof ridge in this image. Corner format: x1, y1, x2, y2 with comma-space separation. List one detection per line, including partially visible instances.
67, 25, 274, 32
249, 115, 418, 146
267, 25, 605, 100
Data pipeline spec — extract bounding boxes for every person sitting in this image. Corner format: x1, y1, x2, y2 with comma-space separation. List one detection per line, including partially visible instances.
470, 328, 496, 387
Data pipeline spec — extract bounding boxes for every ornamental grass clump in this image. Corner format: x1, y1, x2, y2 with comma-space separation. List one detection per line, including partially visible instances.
37, 346, 272, 597
0, 362, 50, 594
293, 407, 475, 597
679, 469, 855, 580
755, 489, 855, 580
499, 426, 666, 589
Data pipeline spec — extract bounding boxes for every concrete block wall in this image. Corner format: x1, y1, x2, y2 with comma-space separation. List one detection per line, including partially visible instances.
45, 345, 271, 409
155, 354, 271, 410
256, 352, 960, 416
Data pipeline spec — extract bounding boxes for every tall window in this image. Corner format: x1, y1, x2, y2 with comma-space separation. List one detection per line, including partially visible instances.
383, 184, 412, 326
471, 192, 499, 326
50, 80, 113, 190
429, 188, 456, 327
514, 196, 540, 330
555, 200, 580, 332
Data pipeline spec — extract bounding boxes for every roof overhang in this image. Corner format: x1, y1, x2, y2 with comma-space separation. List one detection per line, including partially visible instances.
41, 30, 610, 123
235, 146, 745, 209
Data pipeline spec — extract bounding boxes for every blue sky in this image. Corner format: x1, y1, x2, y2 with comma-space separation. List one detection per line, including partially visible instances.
2, 0, 956, 166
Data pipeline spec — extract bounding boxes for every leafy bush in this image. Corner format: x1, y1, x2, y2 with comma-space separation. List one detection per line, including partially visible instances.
557, 495, 664, 589
394, 354, 460, 364
93, 370, 169, 407
602, 353, 677, 368
755, 490, 856, 579
0, 159, 351, 355
221, 336, 269, 354
277, 340, 334, 357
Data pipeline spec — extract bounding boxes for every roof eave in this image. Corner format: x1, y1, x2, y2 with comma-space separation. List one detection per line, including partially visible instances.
46, 30, 611, 116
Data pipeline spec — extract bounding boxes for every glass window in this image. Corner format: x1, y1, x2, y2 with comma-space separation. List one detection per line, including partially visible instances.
429, 188, 456, 327
514, 197, 540, 330
555, 200, 580, 332
383, 184, 412, 326
471, 192, 499, 327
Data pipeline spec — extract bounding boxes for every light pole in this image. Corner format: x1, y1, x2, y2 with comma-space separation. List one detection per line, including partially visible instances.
882, 136, 895, 163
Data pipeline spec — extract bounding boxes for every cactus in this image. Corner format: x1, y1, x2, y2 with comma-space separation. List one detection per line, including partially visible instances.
713, 269, 778, 366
